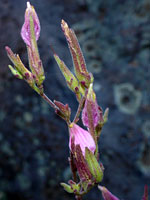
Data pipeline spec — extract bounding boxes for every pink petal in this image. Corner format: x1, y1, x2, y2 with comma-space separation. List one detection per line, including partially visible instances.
69, 123, 96, 156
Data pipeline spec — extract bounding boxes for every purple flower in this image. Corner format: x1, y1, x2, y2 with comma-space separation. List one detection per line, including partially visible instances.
69, 123, 96, 156
82, 83, 103, 128
98, 186, 120, 200
21, 2, 40, 46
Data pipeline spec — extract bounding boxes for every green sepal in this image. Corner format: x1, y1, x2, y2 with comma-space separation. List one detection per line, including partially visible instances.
60, 182, 81, 194
6, 46, 30, 76
54, 53, 83, 96
103, 108, 109, 123
8, 65, 23, 79
95, 107, 109, 138
85, 148, 103, 183
68, 181, 81, 194
60, 183, 74, 193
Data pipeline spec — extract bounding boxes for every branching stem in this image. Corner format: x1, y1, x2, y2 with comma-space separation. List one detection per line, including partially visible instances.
41, 93, 59, 110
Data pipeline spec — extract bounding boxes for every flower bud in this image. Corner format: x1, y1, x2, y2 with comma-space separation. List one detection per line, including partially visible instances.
61, 20, 93, 91
142, 185, 148, 200
54, 100, 71, 122
82, 83, 103, 128
98, 186, 120, 200
69, 123, 96, 157
21, 2, 40, 46
21, 2, 45, 88
5, 46, 41, 94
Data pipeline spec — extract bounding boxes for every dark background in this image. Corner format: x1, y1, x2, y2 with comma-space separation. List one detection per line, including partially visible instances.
0, 0, 150, 199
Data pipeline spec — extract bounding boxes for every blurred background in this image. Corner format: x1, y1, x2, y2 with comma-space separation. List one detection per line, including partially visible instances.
0, 0, 150, 199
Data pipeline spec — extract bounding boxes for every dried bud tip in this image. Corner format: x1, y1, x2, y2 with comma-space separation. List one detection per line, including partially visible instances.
61, 19, 68, 30
27, 1, 31, 9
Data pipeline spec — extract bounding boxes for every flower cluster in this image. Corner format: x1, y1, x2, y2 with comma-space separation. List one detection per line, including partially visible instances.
6, 2, 149, 200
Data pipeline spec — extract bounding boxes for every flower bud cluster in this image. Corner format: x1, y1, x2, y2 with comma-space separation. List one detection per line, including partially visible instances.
56, 19, 109, 198
6, 2, 45, 94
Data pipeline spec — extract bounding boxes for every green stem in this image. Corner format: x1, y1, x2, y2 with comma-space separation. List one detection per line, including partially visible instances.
41, 93, 71, 124
41, 93, 59, 110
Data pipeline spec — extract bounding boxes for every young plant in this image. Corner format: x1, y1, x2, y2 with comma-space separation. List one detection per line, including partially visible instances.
5, 2, 149, 200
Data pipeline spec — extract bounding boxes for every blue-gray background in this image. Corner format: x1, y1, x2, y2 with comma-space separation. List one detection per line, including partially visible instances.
0, 0, 150, 199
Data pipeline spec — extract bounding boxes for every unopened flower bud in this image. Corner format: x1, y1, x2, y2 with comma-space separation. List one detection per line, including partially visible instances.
61, 20, 93, 91
142, 185, 148, 200
82, 83, 103, 128
5, 46, 41, 94
98, 186, 120, 200
69, 123, 96, 156
21, 2, 45, 88
54, 100, 71, 122
21, 2, 40, 46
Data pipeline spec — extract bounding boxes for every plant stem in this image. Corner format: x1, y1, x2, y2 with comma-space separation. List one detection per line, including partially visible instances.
73, 95, 86, 124
41, 93, 59, 110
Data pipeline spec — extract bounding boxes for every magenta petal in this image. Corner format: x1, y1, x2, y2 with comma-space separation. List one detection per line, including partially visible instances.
69, 123, 96, 156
